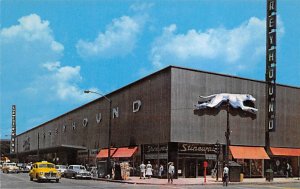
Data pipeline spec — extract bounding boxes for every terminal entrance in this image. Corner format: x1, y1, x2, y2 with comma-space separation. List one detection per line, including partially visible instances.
185, 159, 197, 178
178, 158, 207, 178
178, 157, 215, 178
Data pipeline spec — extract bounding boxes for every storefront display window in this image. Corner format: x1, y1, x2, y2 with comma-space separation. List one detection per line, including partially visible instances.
143, 143, 168, 178
269, 157, 291, 177
239, 159, 263, 177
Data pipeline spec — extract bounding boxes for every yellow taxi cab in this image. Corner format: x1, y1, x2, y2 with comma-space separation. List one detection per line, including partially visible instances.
29, 161, 61, 182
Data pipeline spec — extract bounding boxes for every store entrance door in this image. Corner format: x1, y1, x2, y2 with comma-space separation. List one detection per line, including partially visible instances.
185, 159, 196, 178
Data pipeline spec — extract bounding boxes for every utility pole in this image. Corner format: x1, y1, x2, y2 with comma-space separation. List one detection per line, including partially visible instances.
215, 141, 220, 181
225, 100, 230, 166
37, 133, 40, 161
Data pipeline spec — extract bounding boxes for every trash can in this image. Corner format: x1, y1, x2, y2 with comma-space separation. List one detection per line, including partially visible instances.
240, 173, 244, 182
265, 169, 273, 182
228, 161, 242, 182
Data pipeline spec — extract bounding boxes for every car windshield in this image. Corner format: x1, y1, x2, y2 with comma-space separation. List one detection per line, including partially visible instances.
56, 165, 67, 169
73, 165, 86, 170
38, 164, 55, 168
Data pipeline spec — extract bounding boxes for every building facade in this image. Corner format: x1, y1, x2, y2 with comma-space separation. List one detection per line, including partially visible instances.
15, 66, 300, 178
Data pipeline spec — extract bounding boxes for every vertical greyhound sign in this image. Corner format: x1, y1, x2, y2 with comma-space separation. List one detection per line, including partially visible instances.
266, 0, 276, 132
11, 105, 16, 154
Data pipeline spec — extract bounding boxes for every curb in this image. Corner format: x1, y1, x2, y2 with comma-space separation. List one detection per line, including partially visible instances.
92, 177, 300, 186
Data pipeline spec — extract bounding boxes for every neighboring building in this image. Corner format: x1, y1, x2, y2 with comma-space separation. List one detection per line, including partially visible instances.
1, 139, 11, 156
15, 66, 300, 178
1, 139, 11, 163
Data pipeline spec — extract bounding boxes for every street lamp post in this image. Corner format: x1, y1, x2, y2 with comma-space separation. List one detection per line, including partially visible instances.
84, 90, 112, 177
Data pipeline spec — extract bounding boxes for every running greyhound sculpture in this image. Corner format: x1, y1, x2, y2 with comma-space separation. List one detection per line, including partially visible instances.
194, 93, 258, 114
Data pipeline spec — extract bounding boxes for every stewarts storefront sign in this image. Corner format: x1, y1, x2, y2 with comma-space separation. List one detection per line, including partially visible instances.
178, 143, 216, 154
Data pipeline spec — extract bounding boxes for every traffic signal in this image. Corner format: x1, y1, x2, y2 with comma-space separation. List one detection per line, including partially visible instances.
214, 143, 221, 155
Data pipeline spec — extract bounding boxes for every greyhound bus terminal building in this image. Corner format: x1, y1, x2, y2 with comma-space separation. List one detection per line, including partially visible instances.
15, 66, 300, 178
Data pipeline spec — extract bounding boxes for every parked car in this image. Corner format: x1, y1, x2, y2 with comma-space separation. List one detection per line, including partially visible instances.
64, 165, 92, 179
17, 163, 30, 173
55, 165, 67, 177
29, 161, 61, 182
2, 162, 19, 173
26, 163, 32, 170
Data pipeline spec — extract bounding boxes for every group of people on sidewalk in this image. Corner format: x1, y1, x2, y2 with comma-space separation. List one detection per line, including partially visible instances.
139, 161, 175, 184
139, 161, 228, 185
136, 162, 295, 186
139, 161, 152, 179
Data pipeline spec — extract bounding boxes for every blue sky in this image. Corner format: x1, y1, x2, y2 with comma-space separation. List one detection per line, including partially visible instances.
1, 0, 299, 138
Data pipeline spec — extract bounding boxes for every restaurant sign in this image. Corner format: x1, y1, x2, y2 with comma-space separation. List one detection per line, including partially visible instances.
144, 144, 168, 160
178, 143, 216, 154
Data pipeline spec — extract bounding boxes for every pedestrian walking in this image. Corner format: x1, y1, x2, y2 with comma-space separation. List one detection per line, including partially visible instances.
159, 164, 164, 178
223, 164, 229, 187
139, 162, 146, 179
286, 162, 291, 178
114, 162, 122, 180
168, 162, 175, 184
145, 161, 153, 179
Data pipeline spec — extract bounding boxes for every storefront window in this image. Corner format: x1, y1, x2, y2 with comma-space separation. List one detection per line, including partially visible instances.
143, 143, 168, 178
269, 157, 291, 177
238, 159, 263, 177
250, 160, 263, 177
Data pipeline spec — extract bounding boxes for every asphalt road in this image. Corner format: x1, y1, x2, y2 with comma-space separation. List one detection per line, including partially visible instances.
1, 172, 300, 189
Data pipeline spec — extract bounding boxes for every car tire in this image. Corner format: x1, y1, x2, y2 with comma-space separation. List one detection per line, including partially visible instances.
30, 177, 33, 181
56, 179, 59, 183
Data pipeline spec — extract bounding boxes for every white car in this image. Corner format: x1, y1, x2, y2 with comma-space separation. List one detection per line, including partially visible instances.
55, 165, 67, 177
64, 165, 91, 179
2, 162, 19, 173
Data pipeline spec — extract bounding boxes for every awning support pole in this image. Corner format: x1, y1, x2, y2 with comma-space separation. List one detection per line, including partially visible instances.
298, 156, 300, 180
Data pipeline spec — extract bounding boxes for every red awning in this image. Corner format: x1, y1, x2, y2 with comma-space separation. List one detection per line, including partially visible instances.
270, 147, 300, 157
96, 148, 117, 158
112, 147, 138, 158
230, 146, 270, 159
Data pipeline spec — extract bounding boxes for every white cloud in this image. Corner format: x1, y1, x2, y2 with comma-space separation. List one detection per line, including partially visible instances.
1, 14, 66, 94
1, 14, 64, 52
27, 61, 97, 102
1, 14, 95, 103
150, 17, 284, 71
76, 16, 141, 58
43, 61, 60, 71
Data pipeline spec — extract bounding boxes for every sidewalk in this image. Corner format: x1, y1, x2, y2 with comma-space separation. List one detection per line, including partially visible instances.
94, 176, 300, 186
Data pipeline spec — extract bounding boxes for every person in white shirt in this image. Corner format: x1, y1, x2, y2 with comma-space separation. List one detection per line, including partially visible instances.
223, 165, 229, 187
139, 162, 146, 179
168, 162, 175, 184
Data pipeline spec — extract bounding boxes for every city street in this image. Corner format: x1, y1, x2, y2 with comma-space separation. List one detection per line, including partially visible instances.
1, 172, 300, 189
